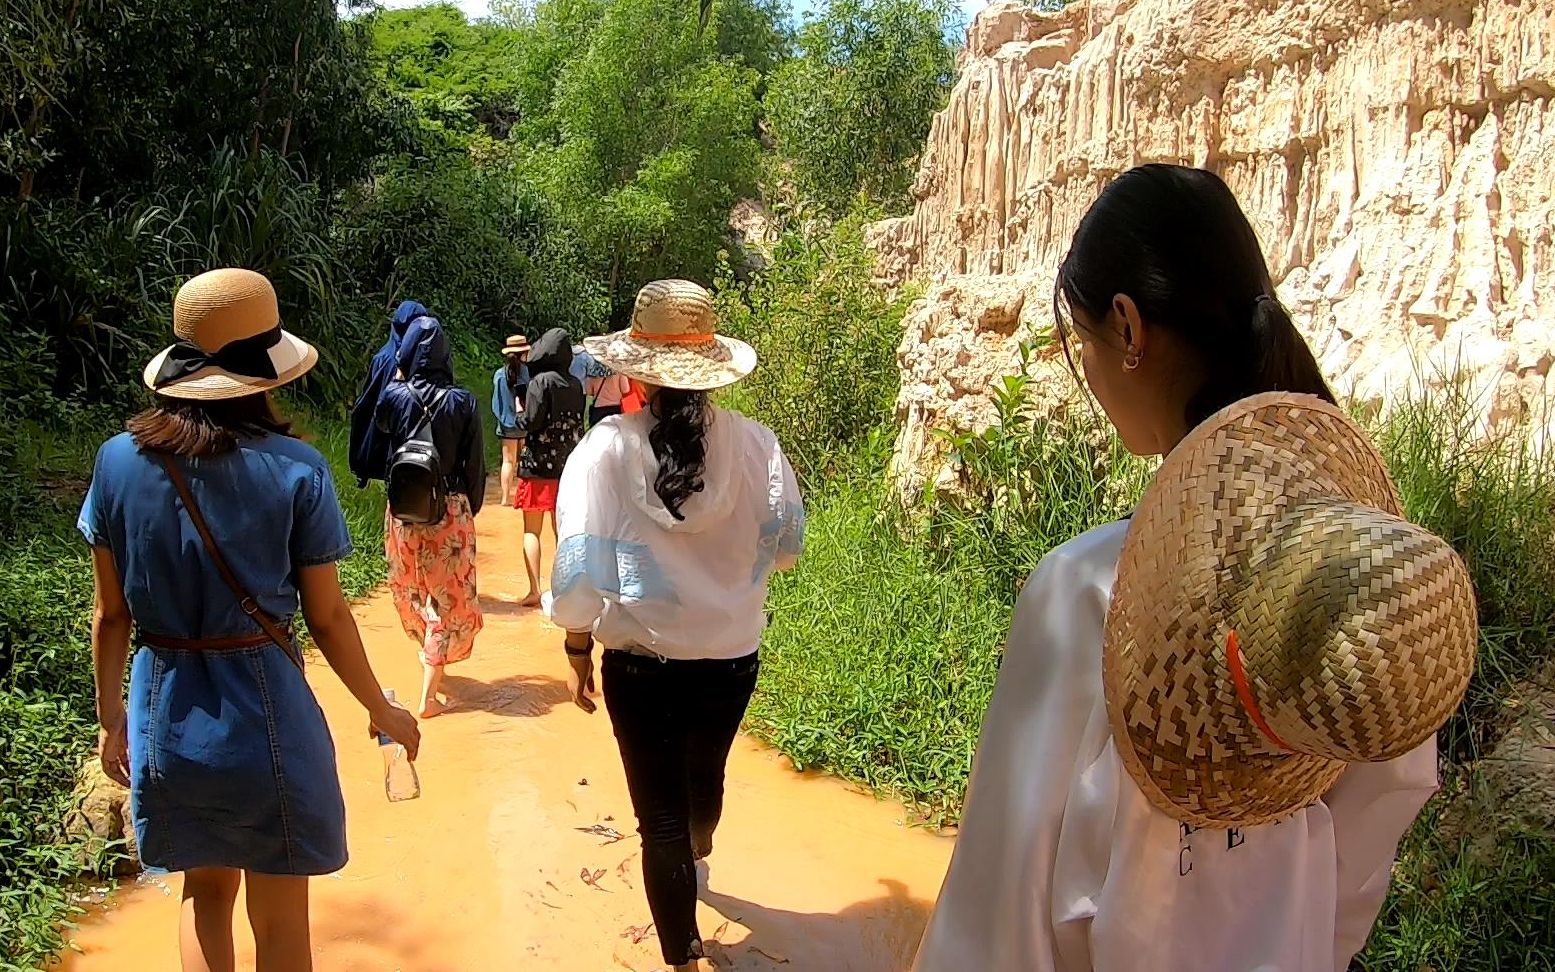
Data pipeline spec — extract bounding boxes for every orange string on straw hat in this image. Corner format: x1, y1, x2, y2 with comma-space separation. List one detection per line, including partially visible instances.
627, 329, 716, 344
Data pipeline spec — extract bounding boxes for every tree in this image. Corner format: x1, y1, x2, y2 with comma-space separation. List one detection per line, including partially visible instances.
523, 0, 763, 318
368, 4, 526, 143
2, 0, 404, 200
766, 0, 957, 215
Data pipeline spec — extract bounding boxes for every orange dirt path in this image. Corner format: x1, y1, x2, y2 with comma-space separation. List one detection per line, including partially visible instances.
60, 502, 954, 971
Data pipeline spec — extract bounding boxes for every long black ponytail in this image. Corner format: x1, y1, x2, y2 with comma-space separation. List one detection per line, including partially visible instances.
1054, 164, 1336, 430
649, 388, 711, 520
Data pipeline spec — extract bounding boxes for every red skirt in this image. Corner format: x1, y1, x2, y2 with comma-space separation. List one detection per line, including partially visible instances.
514, 477, 561, 513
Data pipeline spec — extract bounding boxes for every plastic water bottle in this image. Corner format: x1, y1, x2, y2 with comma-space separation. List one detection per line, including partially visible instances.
378, 690, 421, 802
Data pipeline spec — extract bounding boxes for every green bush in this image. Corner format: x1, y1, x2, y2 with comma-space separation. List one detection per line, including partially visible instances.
717, 217, 911, 483
334, 159, 610, 340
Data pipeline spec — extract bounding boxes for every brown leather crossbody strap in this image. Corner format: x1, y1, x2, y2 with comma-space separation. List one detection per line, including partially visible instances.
155, 452, 303, 671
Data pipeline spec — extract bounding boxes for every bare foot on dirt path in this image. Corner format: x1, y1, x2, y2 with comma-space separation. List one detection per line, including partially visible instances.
62, 491, 954, 971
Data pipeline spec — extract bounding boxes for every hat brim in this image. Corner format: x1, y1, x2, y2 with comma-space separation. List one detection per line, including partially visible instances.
1102, 392, 1403, 828
582, 330, 756, 392
143, 330, 318, 401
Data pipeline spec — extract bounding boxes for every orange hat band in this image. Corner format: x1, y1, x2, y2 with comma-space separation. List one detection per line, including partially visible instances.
1225, 629, 1292, 752
629, 329, 716, 345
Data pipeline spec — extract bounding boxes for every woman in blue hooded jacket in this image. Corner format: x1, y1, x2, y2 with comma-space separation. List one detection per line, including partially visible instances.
375, 318, 487, 718
349, 300, 430, 487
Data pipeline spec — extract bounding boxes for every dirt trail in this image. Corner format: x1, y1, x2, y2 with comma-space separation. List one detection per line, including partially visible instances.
61, 503, 954, 971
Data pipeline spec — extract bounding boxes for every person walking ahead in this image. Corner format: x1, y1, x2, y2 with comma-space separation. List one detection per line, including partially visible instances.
84, 268, 419, 972
513, 327, 585, 606
546, 280, 805, 972
491, 333, 530, 506
376, 317, 486, 718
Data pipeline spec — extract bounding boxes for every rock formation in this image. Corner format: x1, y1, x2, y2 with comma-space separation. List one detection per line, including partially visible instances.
873, 0, 1555, 496
66, 758, 140, 876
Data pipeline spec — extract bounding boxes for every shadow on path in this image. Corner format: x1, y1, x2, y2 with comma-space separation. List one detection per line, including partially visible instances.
443, 672, 571, 719
700, 873, 931, 972
479, 595, 543, 618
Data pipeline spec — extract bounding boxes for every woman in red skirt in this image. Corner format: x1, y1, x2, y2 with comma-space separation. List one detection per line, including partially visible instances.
513, 327, 585, 605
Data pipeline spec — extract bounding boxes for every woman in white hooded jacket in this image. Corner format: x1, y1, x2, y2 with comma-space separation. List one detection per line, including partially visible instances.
544, 280, 803, 972
913, 165, 1477, 971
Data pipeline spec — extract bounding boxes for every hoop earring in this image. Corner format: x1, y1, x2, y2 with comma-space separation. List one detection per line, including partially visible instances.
1123, 344, 1143, 372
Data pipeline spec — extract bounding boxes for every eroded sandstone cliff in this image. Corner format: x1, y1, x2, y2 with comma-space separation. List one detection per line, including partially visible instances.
874, 0, 1555, 496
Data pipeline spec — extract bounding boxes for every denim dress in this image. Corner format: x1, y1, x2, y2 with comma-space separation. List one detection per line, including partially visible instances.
78, 432, 354, 875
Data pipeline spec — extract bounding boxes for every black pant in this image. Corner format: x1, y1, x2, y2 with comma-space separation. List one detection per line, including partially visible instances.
603, 649, 759, 966
589, 403, 623, 427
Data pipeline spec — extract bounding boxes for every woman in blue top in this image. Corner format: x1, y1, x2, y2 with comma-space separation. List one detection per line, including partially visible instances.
491, 333, 530, 506
84, 269, 420, 972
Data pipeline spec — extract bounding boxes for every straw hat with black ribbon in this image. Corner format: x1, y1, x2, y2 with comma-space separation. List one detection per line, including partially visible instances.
144, 268, 317, 401
502, 334, 531, 358
1103, 392, 1478, 829
583, 279, 756, 391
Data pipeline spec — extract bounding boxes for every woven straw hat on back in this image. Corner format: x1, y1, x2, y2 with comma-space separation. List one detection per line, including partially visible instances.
143, 268, 317, 400
583, 279, 756, 391
1103, 392, 1477, 828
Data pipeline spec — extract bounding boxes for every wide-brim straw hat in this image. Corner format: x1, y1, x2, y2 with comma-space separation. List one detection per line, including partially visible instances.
502, 334, 531, 357
1103, 392, 1477, 828
582, 279, 756, 391
143, 268, 317, 401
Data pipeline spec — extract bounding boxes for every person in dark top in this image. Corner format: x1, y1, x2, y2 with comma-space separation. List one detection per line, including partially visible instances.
349, 299, 431, 487
513, 326, 585, 606
375, 317, 487, 718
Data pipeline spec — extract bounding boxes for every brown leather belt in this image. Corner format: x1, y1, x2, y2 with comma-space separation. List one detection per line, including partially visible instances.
139, 629, 293, 651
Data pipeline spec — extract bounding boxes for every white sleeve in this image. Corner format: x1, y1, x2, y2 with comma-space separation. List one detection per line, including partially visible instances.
542, 430, 614, 633
773, 446, 805, 572
914, 530, 1123, 972
1325, 739, 1439, 967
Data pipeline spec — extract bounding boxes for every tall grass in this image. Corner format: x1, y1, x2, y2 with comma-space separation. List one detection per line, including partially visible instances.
747, 337, 1153, 821
1356, 384, 1555, 969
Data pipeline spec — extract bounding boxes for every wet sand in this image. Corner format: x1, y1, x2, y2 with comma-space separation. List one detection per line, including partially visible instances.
60, 503, 954, 971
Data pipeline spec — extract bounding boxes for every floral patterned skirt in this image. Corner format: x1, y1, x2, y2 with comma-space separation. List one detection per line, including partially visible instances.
385, 494, 483, 666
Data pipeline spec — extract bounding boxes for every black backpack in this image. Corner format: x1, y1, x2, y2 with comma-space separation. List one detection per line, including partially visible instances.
387, 388, 452, 526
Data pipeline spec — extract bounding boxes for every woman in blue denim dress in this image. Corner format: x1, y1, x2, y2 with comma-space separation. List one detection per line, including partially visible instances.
83, 268, 420, 972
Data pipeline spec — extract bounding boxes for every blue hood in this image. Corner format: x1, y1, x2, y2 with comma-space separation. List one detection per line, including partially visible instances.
397, 316, 454, 388
391, 300, 431, 339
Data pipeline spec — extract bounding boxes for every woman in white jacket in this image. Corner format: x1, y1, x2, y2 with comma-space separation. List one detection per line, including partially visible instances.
545, 280, 804, 972
914, 165, 1478, 972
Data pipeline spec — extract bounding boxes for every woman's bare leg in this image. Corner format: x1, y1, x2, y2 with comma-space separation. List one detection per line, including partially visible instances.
420, 659, 448, 718
244, 872, 312, 972
521, 509, 544, 606
180, 868, 241, 972
500, 439, 518, 507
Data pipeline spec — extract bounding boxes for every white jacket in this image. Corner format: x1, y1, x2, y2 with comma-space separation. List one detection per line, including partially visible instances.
914, 520, 1438, 972
544, 406, 804, 659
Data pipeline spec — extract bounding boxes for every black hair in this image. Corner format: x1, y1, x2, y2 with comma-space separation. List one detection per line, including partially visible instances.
648, 388, 710, 520
504, 355, 525, 395
1054, 164, 1336, 431
129, 393, 293, 458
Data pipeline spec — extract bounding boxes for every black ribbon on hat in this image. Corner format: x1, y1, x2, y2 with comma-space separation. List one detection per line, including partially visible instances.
153, 325, 284, 388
